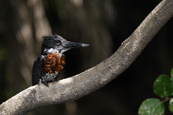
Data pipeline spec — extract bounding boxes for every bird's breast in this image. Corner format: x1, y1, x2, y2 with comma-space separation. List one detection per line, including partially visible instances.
44, 52, 65, 74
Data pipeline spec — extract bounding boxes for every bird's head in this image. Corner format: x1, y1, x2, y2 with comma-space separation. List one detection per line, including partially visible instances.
41, 34, 89, 55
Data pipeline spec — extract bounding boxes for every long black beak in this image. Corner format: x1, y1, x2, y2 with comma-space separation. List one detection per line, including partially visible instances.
63, 41, 89, 48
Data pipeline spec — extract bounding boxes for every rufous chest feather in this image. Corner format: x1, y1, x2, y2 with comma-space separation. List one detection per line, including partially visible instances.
44, 52, 65, 74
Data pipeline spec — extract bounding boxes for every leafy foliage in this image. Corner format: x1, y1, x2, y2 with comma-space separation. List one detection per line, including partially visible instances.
169, 98, 173, 113
153, 74, 173, 98
138, 68, 173, 114
138, 98, 164, 115
171, 68, 173, 77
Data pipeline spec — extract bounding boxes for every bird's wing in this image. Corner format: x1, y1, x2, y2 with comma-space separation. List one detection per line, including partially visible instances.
32, 56, 45, 85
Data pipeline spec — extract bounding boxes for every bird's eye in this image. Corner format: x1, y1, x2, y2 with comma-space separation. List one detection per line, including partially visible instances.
55, 40, 61, 45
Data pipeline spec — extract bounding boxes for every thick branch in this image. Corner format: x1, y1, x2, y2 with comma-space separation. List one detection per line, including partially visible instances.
1, 0, 173, 114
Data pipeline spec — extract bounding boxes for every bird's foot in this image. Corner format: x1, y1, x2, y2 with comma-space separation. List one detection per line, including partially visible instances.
41, 77, 49, 86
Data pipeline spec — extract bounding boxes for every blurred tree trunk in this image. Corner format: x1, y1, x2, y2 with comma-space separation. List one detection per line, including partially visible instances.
1, 0, 51, 95
44, 0, 115, 70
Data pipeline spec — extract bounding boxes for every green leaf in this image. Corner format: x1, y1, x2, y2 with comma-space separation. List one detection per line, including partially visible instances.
153, 74, 173, 98
138, 98, 165, 115
170, 77, 173, 82
171, 68, 173, 77
169, 98, 173, 113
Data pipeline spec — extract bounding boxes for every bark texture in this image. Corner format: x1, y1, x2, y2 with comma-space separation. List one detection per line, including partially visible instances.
0, 0, 173, 114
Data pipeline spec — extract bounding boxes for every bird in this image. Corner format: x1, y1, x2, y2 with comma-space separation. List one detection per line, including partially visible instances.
32, 34, 89, 86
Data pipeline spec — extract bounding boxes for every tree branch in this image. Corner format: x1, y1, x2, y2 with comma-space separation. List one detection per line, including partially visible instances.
1, 0, 173, 114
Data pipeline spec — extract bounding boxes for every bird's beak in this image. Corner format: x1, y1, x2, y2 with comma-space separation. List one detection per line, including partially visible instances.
63, 41, 89, 49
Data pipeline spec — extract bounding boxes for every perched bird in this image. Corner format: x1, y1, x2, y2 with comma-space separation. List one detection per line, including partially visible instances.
32, 34, 89, 86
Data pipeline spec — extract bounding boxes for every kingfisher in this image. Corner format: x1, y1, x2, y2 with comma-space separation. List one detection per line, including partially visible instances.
32, 34, 89, 86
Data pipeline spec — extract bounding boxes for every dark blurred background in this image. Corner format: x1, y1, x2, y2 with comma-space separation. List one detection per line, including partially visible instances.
0, 0, 173, 114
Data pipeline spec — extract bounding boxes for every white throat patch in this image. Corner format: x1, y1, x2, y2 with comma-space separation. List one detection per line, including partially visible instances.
45, 48, 62, 57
